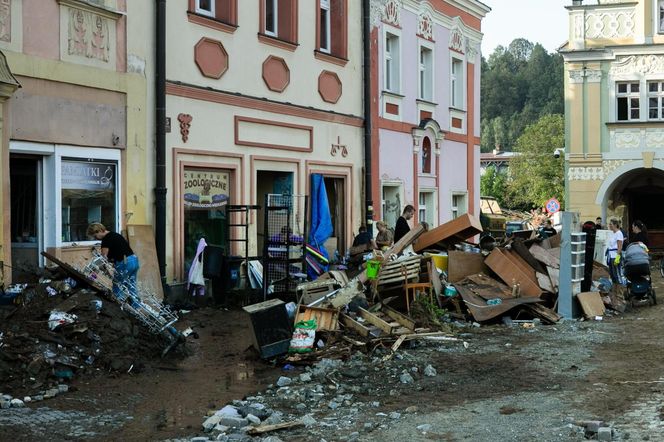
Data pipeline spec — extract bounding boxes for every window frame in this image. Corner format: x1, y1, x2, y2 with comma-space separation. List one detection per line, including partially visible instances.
319, 0, 331, 54
647, 80, 664, 121
195, 0, 215, 18
451, 192, 467, 220
384, 28, 401, 94
418, 42, 434, 102
264, 0, 279, 37
451, 56, 465, 110
616, 81, 641, 122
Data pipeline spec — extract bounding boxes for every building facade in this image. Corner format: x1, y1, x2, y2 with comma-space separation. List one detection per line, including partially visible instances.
0, 0, 154, 284
369, 0, 489, 230
166, 1, 364, 281
562, 0, 664, 247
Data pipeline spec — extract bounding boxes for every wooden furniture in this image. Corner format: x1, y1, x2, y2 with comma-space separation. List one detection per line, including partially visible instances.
403, 282, 433, 314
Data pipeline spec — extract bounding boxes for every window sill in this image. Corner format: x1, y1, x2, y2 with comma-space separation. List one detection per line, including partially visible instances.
314, 50, 348, 67
187, 11, 238, 34
606, 121, 664, 126
258, 33, 298, 52
449, 106, 466, 113
382, 90, 405, 98
417, 98, 438, 106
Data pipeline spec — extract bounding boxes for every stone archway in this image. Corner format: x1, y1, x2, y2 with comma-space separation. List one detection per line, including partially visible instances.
596, 161, 664, 249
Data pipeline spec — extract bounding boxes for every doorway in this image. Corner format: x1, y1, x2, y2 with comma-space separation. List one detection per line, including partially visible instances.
323, 176, 346, 257
9, 155, 41, 282
256, 170, 294, 254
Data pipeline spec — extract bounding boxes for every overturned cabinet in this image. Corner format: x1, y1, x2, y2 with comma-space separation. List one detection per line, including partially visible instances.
243, 298, 292, 359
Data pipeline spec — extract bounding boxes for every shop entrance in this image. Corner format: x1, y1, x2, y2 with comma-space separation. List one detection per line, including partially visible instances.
256, 171, 294, 255
9, 155, 41, 282
323, 176, 346, 256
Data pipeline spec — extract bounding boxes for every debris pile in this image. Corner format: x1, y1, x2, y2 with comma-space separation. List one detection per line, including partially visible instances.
0, 271, 182, 400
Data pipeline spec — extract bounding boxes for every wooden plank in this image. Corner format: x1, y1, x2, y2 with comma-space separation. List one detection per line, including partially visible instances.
414, 214, 483, 252
340, 314, 371, 337
523, 303, 562, 324
463, 273, 513, 300
428, 261, 443, 298
484, 248, 542, 297
126, 225, 164, 301
576, 291, 606, 318
247, 421, 303, 435
455, 283, 542, 322
512, 239, 546, 274
358, 307, 394, 334
504, 250, 538, 283
381, 305, 416, 331
536, 272, 554, 293
295, 305, 339, 331
548, 266, 560, 292
529, 244, 560, 269
447, 250, 489, 283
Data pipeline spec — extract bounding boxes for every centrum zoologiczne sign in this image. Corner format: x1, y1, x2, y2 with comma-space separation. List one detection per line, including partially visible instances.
183, 169, 230, 209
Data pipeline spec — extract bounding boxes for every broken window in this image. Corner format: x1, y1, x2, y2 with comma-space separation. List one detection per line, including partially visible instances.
616, 81, 640, 121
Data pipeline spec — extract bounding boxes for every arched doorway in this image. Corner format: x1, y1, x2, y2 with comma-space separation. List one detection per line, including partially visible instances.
602, 167, 664, 250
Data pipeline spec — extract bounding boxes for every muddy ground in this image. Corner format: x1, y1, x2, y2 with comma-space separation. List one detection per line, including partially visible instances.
2, 275, 664, 441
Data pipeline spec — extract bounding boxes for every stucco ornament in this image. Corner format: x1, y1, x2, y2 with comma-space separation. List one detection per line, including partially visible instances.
610, 55, 664, 76
466, 38, 478, 60
417, 10, 433, 40
568, 167, 605, 181
68, 8, 110, 62
383, 0, 401, 26
178, 113, 193, 143
614, 129, 642, 150
0, 0, 11, 43
449, 23, 465, 53
585, 9, 635, 39
330, 136, 348, 157
645, 129, 664, 148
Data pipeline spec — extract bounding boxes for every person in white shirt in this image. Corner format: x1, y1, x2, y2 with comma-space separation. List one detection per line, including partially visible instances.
606, 218, 625, 284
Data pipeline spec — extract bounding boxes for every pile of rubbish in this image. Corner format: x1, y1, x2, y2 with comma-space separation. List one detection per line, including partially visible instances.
0, 267, 185, 400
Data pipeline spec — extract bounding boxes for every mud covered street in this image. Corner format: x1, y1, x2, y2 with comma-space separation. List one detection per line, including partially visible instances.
0, 276, 663, 441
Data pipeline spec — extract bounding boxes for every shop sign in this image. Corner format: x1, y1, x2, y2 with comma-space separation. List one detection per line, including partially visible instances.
61, 160, 115, 190
183, 169, 229, 208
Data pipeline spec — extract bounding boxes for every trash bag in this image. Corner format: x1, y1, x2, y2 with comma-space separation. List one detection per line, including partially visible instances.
288, 319, 317, 353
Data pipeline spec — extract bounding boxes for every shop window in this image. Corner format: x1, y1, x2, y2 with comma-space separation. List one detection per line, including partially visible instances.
191, 0, 237, 26
261, 0, 298, 44
317, 0, 347, 59
421, 137, 432, 174
384, 31, 401, 93
451, 57, 464, 109
61, 159, 117, 242
617, 81, 640, 121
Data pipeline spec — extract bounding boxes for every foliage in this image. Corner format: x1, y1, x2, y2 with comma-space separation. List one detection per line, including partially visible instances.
481, 39, 564, 153
480, 165, 508, 206
504, 114, 565, 210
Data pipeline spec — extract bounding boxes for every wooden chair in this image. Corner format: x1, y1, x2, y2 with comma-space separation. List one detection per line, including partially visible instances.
403, 282, 433, 314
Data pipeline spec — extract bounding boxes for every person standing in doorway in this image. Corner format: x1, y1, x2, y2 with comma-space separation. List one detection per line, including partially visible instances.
631, 220, 649, 246
87, 223, 140, 301
394, 205, 415, 243
607, 218, 625, 284
595, 217, 604, 230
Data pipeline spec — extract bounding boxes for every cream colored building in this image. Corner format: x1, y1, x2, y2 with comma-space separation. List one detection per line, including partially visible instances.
561, 0, 664, 247
166, 1, 364, 281
0, 0, 154, 284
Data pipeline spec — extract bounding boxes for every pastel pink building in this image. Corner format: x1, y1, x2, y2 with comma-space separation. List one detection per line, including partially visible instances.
370, 0, 489, 230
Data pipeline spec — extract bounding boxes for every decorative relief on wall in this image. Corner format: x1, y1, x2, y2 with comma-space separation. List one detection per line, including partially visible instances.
610, 55, 664, 76
383, 0, 401, 26
417, 11, 433, 40
330, 136, 348, 157
573, 14, 584, 39
178, 114, 193, 143
466, 38, 478, 60
0, 0, 11, 43
602, 159, 628, 177
585, 9, 635, 39
68, 8, 110, 62
645, 129, 664, 149
568, 69, 603, 84
568, 167, 605, 181
613, 129, 642, 150
449, 26, 465, 53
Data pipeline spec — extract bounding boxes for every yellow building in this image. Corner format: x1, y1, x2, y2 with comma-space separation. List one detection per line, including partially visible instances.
561, 0, 664, 247
0, 0, 153, 284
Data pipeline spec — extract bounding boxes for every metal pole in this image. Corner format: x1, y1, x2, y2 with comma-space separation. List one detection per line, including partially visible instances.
155, 0, 167, 283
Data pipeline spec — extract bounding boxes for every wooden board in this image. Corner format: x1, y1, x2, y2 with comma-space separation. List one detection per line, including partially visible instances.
547, 266, 560, 292
484, 248, 542, 297
358, 307, 394, 334
512, 239, 546, 274
464, 273, 513, 299
428, 261, 443, 298
126, 225, 164, 301
295, 305, 339, 331
529, 244, 560, 269
455, 283, 542, 322
414, 214, 483, 252
576, 291, 606, 318
447, 250, 489, 283
536, 272, 554, 293
381, 305, 416, 331
340, 313, 371, 336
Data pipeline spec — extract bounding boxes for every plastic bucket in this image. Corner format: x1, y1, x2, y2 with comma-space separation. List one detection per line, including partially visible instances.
444, 285, 458, 297
366, 260, 382, 280
431, 254, 448, 272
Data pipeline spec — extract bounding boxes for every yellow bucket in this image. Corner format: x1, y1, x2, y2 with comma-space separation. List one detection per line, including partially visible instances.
431, 254, 448, 272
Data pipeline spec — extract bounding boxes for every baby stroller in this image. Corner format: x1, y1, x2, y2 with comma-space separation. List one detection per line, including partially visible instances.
623, 243, 657, 307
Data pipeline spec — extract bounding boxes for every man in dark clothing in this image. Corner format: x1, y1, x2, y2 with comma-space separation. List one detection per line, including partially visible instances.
352, 225, 374, 248
394, 205, 415, 243
87, 223, 140, 301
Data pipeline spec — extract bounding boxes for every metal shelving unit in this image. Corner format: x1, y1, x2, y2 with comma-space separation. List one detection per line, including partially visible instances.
225, 204, 261, 291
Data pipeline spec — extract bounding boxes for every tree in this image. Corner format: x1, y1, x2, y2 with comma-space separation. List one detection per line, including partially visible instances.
480, 165, 508, 206
505, 114, 565, 210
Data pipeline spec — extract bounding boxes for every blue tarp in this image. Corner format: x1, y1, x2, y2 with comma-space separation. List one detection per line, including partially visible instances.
308, 174, 333, 279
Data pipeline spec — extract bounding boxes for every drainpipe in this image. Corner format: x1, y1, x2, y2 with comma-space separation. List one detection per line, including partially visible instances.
363, 0, 374, 235
155, 0, 167, 283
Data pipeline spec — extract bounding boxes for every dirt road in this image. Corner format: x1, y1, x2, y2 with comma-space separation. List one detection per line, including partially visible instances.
1, 276, 663, 441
